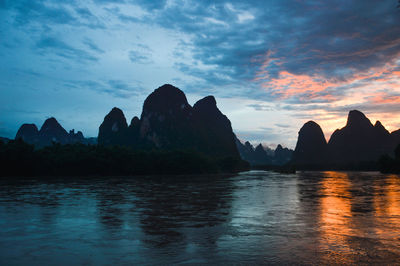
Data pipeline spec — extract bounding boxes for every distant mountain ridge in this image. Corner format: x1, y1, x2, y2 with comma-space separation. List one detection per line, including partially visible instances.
15, 117, 96, 147
292, 110, 400, 168
12, 88, 398, 171
6, 84, 249, 176
235, 136, 293, 166
12, 84, 243, 160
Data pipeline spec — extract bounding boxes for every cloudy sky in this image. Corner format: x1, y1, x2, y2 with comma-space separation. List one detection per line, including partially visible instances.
0, 0, 399, 148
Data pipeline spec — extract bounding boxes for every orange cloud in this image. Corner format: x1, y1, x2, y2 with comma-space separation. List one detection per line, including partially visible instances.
255, 51, 400, 102
254, 55, 400, 141
371, 92, 400, 104
262, 71, 337, 100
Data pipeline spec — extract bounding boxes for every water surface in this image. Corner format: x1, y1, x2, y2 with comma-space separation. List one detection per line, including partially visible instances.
0, 171, 399, 265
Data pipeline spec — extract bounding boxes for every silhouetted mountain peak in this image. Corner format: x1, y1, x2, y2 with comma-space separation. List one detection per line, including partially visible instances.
236, 137, 291, 166
75, 131, 84, 139
15, 124, 39, 142
255, 144, 264, 151
98, 84, 240, 158
18, 123, 38, 134
16, 118, 90, 146
139, 85, 192, 148
109, 107, 125, 118
69, 129, 84, 138
244, 141, 253, 150
253, 143, 268, 160
292, 120, 327, 165
43, 117, 57, 124
40, 117, 65, 133
346, 110, 373, 129
194, 95, 228, 124
141, 84, 190, 118
375, 120, 383, 127
130, 116, 140, 128
274, 144, 293, 165
193, 96, 225, 122
193, 95, 238, 157
301, 121, 326, 136
374, 120, 390, 136
39, 118, 69, 144
193, 96, 216, 110
326, 111, 394, 164
276, 144, 283, 151
104, 107, 128, 131
98, 107, 128, 146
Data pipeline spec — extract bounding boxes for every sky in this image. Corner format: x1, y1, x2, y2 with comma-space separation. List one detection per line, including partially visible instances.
0, 0, 399, 148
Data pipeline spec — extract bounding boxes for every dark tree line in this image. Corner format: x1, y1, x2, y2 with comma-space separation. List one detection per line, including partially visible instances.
378, 144, 400, 173
0, 139, 249, 177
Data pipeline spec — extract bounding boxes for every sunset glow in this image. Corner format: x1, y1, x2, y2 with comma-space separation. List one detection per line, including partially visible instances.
254, 55, 400, 142
0, 0, 399, 147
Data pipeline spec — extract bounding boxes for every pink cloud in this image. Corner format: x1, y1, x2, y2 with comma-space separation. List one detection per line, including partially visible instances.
254, 53, 400, 140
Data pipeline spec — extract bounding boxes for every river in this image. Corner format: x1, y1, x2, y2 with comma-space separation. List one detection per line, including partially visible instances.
0, 171, 399, 265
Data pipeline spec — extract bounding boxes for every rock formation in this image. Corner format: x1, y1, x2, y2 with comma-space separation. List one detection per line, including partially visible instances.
15, 117, 90, 147
273, 144, 293, 165
235, 136, 292, 165
391, 129, 400, 147
139, 84, 195, 150
292, 110, 400, 167
39, 117, 70, 146
15, 124, 39, 144
98, 84, 240, 158
193, 95, 239, 157
328, 110, 393, 163
292, 121, 327, 165
98, 107, 129, 146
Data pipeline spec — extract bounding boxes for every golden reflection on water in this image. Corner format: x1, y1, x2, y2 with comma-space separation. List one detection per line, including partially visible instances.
375, 175, 400, 216
373, 175, 400, 242
318, 171, 354, 260
317, 172, 400, 263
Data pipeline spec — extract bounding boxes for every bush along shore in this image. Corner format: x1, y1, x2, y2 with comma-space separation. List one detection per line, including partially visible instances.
378, 144, 400, 174
0, 139, 250, 177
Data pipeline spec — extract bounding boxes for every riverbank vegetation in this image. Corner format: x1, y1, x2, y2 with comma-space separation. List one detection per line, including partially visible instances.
378, 144, 400, 174
0, 139, 249, 177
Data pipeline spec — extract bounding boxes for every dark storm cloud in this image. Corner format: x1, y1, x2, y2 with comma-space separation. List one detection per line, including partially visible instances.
130, 0, 400, 98
4, 0, 399, 93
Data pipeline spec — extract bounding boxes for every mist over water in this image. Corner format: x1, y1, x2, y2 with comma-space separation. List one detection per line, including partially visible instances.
0, 171, 399, 264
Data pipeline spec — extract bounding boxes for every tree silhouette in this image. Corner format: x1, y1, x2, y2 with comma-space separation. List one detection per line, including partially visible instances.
0, 139, 249, 177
